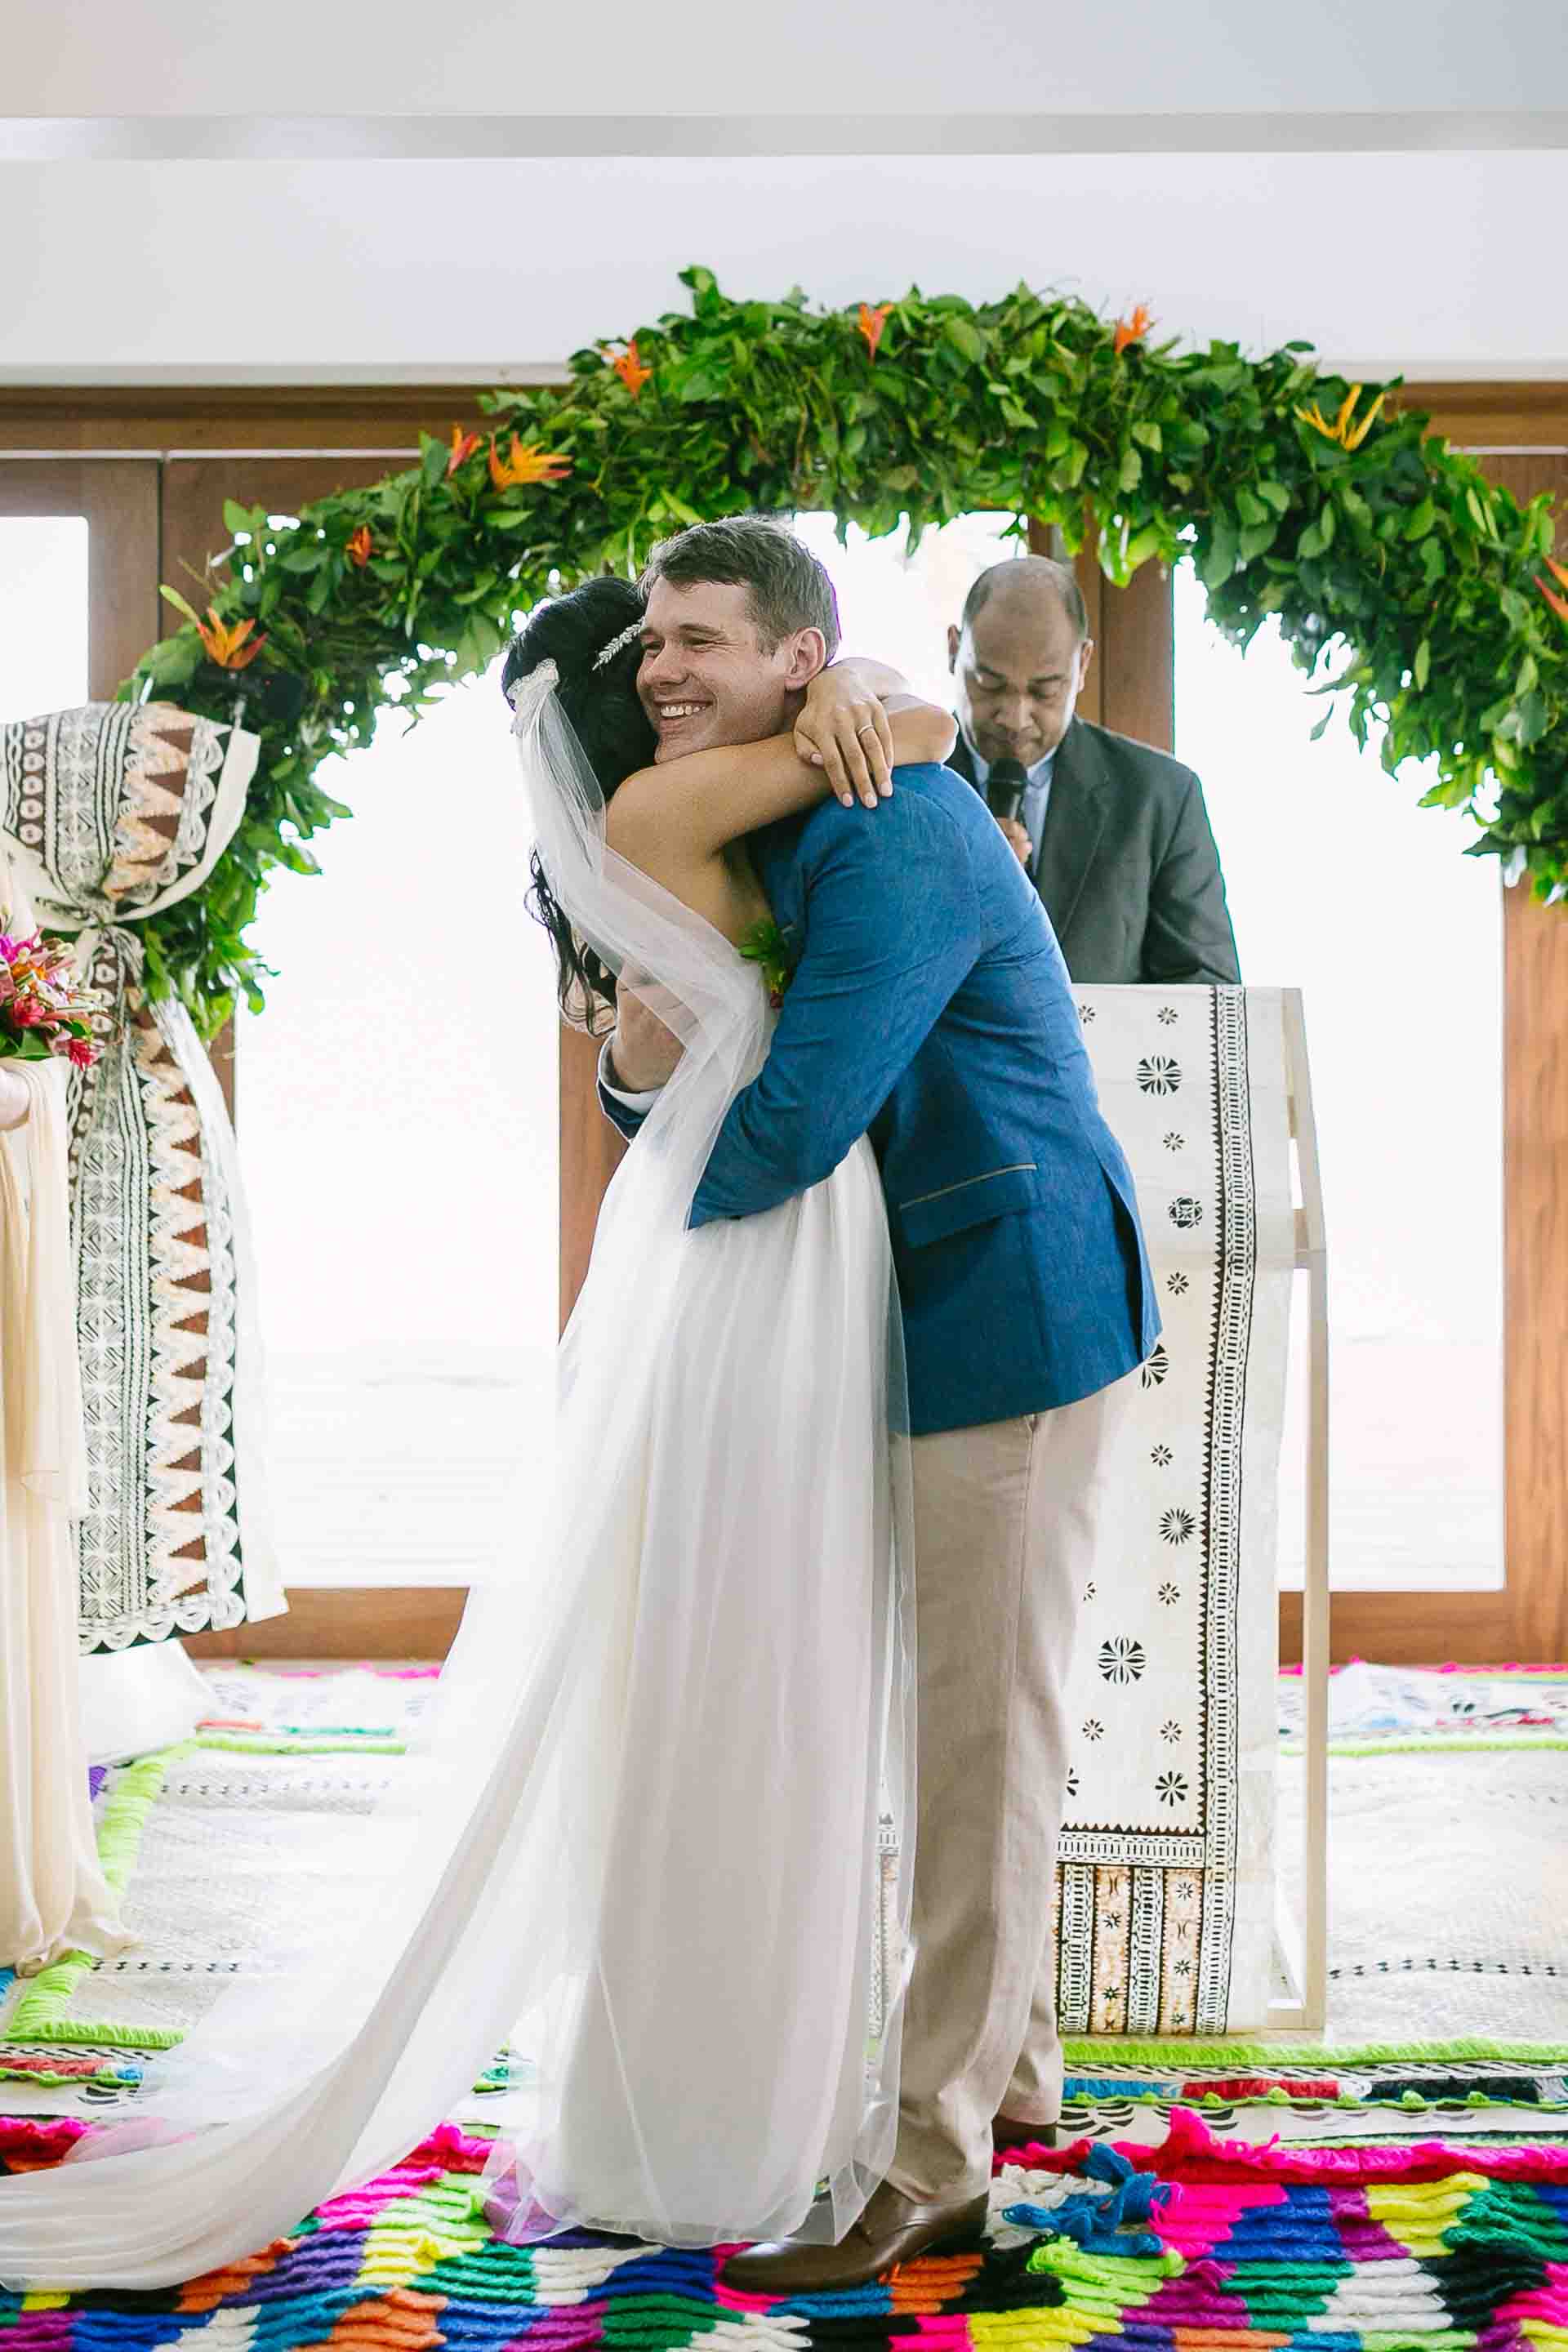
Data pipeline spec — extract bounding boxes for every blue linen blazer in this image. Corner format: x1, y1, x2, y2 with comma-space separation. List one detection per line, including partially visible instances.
601, 760, 1159, 1437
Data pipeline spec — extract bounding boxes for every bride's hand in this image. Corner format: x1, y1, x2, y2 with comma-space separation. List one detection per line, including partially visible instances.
608, 991, 685, 1093
795, 667, 895, 808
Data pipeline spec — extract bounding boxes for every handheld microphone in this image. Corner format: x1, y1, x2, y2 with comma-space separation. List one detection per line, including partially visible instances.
986, 756, 1030, 824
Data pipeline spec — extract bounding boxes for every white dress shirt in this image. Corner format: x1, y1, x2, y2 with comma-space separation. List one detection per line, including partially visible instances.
600, 1038, 662, 1112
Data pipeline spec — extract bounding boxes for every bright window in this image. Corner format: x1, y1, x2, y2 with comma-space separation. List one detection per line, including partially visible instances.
1174, 563, 1503, 1591
238, 654, 560, 1585
0, 518, 89, 720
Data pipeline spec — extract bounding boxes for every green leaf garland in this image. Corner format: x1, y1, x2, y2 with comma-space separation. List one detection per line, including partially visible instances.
118, 266, 1567, 1039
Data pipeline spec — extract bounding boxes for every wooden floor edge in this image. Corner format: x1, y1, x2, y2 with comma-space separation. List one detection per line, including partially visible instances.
183, 1587, 468, 1662
183, 1585, 1522, 1668
1280, 1588, 1515, 1668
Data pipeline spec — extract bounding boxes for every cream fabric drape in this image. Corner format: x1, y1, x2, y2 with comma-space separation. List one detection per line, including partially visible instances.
0, 840, 131, 1972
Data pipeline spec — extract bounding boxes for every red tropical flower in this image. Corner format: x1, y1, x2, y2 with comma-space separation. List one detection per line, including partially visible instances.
1113, 304, 1154, 355
1536, 554, 1568, 626
858, 302, 893, 362
446, 425, 481, 477
607, 339, 654, 397
488, 436, 574, 491
346, 525, 373, 568
194, 608, 266, 670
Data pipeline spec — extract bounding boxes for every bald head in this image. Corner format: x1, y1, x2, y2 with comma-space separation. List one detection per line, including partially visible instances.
949, 555, 1094, 769
961, 555, 1088, 642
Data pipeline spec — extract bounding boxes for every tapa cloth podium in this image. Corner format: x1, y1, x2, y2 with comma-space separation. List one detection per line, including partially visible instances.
1057, 983, 1328, 2037
1, 702, 281, 1654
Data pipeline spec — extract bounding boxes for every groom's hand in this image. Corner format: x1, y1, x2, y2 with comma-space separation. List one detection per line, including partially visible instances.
608, 991, 685, 1093
795, 667, 895, 807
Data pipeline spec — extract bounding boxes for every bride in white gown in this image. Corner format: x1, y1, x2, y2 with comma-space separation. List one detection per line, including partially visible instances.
0, 577, 953, 2289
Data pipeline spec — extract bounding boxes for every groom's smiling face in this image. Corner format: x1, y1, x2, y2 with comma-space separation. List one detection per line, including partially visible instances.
637, 578, 822, 761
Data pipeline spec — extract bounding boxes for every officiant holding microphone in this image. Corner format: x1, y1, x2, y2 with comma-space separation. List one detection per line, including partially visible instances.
946, 557, 1241, 986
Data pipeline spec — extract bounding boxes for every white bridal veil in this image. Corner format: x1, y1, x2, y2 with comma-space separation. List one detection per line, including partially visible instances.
0, 663, 915, 2289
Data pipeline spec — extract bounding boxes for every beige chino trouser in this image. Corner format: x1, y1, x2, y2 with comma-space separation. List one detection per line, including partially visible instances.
887, 1376, 1133, 2203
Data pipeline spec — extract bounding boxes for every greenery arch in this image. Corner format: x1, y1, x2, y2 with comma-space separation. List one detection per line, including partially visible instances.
130, 267, 1568, 1036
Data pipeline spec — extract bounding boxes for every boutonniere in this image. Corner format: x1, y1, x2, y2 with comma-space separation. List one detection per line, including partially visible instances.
738, 916, 798, 1010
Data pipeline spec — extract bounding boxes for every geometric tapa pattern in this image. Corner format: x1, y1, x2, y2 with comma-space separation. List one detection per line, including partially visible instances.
2, 2106, 1566, 2345
1061, 987, 1294, 2035
0, 702, 282, 1650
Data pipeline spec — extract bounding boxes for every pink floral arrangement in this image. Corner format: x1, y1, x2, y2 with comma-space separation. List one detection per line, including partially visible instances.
0, 916, 104, 1070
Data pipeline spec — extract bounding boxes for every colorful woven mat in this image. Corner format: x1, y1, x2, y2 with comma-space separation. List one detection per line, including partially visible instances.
3, 2109, 1567, 2347
1057, 2048, 1568, 2139
0, 1668, 433, 2106
10, 1664, 1568, 2115
1276, 1660, 1568, 1753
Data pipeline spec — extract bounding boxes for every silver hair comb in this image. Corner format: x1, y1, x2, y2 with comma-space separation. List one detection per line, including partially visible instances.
593, 618, 645, 670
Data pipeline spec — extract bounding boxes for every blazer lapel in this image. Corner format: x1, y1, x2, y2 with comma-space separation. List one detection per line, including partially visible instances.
1035, 720, 1108, 940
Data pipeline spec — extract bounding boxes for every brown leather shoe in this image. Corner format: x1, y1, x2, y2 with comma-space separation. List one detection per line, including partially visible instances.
720, 2180, 991, 2294
992, 2114, 1058, 2152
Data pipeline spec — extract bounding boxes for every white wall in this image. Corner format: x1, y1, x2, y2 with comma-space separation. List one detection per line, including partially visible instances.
2, 0, 1563, 382
2, 150, 1565, 382
4, 0, 1563, 122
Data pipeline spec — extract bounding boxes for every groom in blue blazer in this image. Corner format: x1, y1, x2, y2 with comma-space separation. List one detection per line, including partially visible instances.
686, 760, 1152, 1433
599, 519, 1156, 2288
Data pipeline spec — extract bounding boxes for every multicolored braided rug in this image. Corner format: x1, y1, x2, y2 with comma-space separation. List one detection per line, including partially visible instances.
3, 2109, 1568, 2350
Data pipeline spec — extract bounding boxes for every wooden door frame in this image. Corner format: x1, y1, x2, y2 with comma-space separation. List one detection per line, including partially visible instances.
0, 458, 162, 701
2, 383, 1561, 1664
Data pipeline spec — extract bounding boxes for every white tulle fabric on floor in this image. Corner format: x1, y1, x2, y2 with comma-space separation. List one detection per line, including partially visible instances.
0, 668, 915, 2289
0, 840, 130, 1976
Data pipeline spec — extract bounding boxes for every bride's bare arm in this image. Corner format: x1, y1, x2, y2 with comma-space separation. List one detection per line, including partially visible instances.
606, 697, 956, 875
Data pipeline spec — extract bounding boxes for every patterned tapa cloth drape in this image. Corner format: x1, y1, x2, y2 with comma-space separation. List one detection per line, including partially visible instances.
0, 703, 282, 1653
1059, 985, 1293, 2035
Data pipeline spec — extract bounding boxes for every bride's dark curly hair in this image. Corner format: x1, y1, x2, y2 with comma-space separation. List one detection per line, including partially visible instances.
502, 577, 655, 1031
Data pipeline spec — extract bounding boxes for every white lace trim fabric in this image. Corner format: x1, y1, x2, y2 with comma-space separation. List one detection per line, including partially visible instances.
1055, 984, 1292, 2035
0, 705, 278, 1652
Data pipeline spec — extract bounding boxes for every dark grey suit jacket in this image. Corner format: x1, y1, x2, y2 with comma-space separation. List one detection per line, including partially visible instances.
947, 719, 1241, 986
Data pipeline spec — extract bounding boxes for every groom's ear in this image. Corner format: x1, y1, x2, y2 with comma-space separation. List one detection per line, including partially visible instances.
780, 627, 828, 690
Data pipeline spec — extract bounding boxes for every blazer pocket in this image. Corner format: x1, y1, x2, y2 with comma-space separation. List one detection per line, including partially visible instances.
893, 1163, 1039, 1249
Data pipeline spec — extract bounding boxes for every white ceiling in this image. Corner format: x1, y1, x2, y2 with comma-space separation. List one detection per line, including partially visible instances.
5, 0, 1565, 125
2, 0, 1563, 385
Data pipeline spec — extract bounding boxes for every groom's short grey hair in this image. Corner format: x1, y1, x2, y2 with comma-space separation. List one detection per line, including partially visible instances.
641, 515, 841, 662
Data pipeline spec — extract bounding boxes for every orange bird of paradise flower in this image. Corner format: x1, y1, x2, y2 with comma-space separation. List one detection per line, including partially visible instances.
607, 339, 654, 397
1536, 554, 1568, 625
1295, 384, 1385, 451
488, 435, 574, 491
858, 302, 892, 362
346, 525, 373, 568
1113, 304, 1154, 355
195, 609, 266, 670
446, 425, 481, 477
